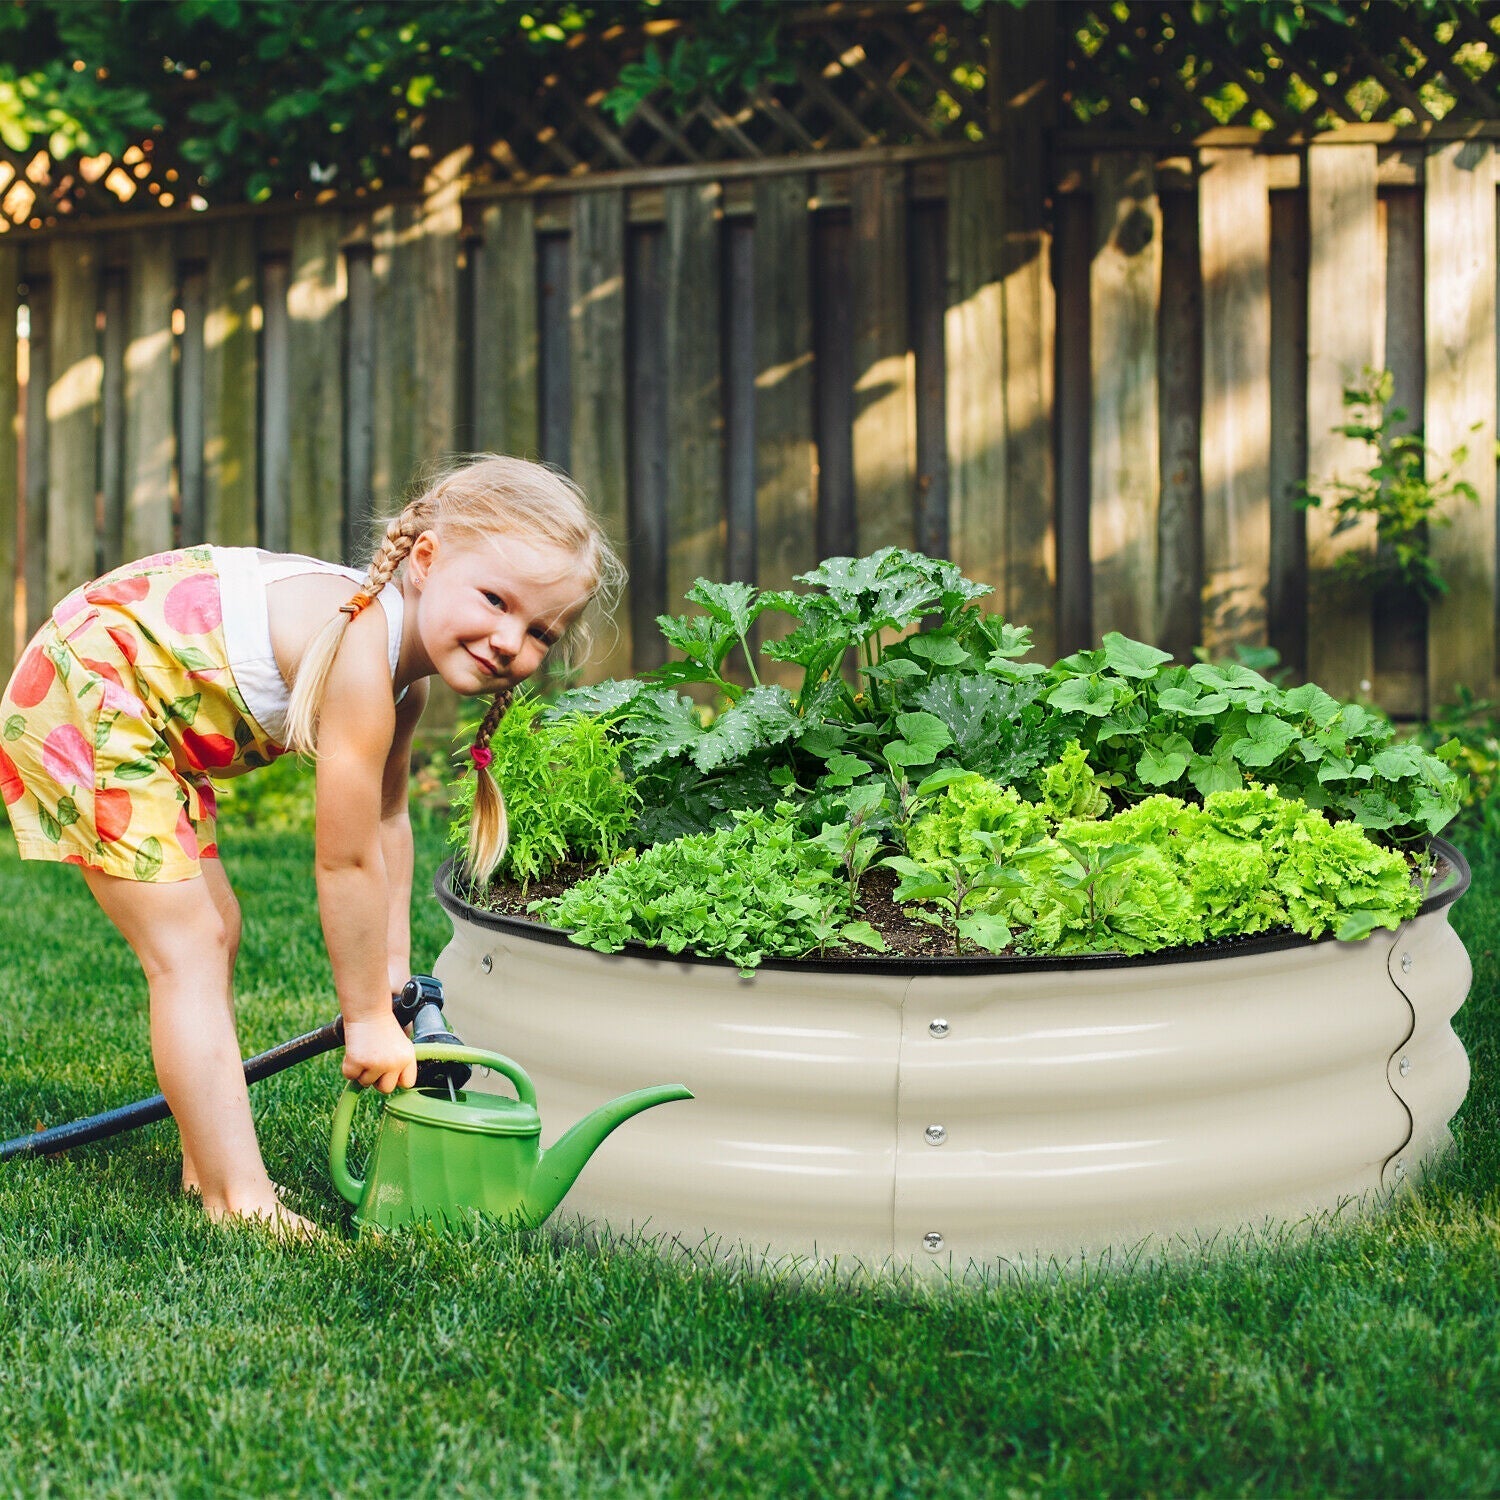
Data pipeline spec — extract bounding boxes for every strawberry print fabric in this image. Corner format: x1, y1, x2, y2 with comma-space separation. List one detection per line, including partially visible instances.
0, 546, 284, 882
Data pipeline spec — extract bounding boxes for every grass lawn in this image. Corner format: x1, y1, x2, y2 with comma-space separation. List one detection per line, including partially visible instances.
0, 812, 1496, 1499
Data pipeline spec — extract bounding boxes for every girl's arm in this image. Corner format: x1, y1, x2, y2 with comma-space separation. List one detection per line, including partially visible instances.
314, 608, 416, 1094
380, 677, 429, 995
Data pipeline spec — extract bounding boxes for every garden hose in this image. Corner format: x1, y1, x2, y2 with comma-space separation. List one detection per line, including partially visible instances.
0, 975, 456, 1162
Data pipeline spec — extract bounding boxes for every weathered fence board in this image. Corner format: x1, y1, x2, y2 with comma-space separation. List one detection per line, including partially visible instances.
1089, 151, 1161, 643
1157, 187, 1203, 665
1305, 142, 1380, 700
177, 261, 206, 546
0, 245, 16, 667
943, 155, 1005, 602
99, 265, 126, 572
568, 189, 629, 681
752, 171, 816, 669
1425, 139, 1497, 701
1375, 185, 1426, 718
999, 7, 1057, 661
662, 182, 722, 611
343, 242, 375, 562
259, 256, 291, 551
202, 219, 258, 549
371, 202, 428, 518
23, 281, 50, 636
473, 199, 539, 460
1267, 185, 1307, 679
123, 229, 175, 560
1198, 146, 1271, 655
288, 213, 345, 561
851, 164, 915, 556
46, 239, 100, 605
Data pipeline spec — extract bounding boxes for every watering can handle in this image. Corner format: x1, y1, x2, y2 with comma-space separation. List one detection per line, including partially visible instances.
327, 1044, 539, 1207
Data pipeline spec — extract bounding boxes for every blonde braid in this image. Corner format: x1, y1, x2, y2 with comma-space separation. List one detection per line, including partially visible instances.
283, 495, 433, 755
464, 689, 512, 886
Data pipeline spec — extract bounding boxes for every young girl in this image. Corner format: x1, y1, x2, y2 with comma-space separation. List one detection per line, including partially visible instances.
0, 455, 622, 1235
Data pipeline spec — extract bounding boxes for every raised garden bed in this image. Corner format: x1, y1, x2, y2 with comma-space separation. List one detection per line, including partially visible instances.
434, 843, 1471, 1271
437, 549, 1474, 1269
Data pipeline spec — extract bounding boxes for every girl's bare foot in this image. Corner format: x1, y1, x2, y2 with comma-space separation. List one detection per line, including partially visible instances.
200, 1188, 323, 1240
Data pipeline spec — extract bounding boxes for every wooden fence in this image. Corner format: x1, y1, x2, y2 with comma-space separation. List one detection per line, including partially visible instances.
0, 130, 1497, 719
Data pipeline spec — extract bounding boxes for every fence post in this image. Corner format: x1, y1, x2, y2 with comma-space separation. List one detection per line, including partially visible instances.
46, 239, 100, 605
0, 247, 16, 668
1198, 146, 1272, 656
994, 0, 1058, 659
1089, 151, 1162, 644
1305, 141, 1379, 701
1425, 139, 1496, 703
569, 188, 629, 681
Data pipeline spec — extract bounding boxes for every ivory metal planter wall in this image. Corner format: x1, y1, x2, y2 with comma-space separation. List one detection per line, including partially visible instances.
433, 842, 1473, 1272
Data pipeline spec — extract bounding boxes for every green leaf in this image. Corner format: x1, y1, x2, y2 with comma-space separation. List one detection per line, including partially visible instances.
883, 711, 953, 769
906, 635, 970, 666
55, 794, 79, 827
1188, 744, 1242, 795
36, 804, 61, 843
840, 920, 888, 953
1156, 687, 1230, 717
1046, 677, 1115, 717
690, 686, 800, 773
684, 578, 763, 638
819, 752, 870, 788
1230, 714, 1300, 767
955, 912, 1013, 954
167, 693, 202, 723
1137, 743, 1189, 786
1101, 632, 1173, 678
134, 836, 164, 882
3, 714, 24, 741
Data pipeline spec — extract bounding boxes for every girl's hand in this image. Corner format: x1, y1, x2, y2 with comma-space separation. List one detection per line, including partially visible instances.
342, 1014, 418, 1094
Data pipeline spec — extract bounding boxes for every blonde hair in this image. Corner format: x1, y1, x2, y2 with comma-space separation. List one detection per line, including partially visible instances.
285, 453, 625, 886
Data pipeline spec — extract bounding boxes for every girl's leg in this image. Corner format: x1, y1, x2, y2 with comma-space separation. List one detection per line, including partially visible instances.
178, 856, 242, 1196
80, 864, 314, 1233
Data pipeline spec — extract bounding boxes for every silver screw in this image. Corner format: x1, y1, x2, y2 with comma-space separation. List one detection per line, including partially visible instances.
924, 1124, 947, 1146
1399, 1054, 1412, 1077
1393, 1159, 1407, 1182
928, 1019, 950, 1038
480, 954, 493, 974
1401, 952, 1413, 974
922, 1231, 945, 1253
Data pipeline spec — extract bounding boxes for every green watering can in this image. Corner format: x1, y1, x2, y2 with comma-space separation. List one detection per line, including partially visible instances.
329, 1042, 693, 1233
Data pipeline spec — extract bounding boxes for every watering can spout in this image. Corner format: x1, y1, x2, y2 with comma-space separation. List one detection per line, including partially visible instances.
526, 1085, 693, 1224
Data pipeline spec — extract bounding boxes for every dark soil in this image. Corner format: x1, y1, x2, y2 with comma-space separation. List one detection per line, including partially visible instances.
465, 850, 1457, 966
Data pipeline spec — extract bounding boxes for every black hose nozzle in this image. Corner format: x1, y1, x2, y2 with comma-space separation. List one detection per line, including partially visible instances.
405, 975, 472, 1092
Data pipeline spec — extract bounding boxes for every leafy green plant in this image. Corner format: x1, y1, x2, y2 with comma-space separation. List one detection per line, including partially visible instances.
447, 690, 637, 890
548, 549, 1069, 845
899, 780, 1423, 958
549, 553, 1462, 853
1296, 366, 1480, 602
880, 850, 1021, 956
529, 805, 884, 973
1039, 638, 1462, 842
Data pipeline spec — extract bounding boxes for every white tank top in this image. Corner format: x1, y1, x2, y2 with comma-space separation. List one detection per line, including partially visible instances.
210, 546, 405, 745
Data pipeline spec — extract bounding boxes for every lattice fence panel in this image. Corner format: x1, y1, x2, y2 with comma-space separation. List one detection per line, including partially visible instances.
1064, 1, 1500, 136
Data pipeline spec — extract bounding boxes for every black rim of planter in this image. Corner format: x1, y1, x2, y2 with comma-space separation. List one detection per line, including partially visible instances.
433, 837, 1471, 978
